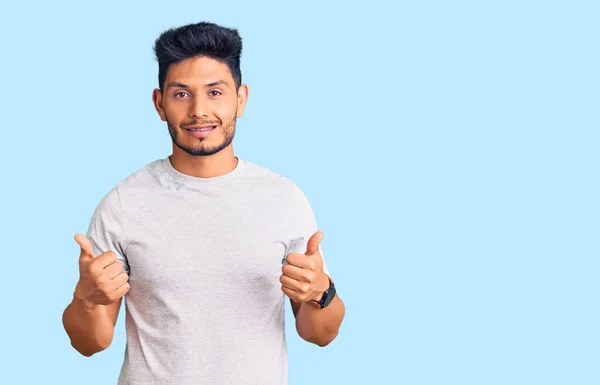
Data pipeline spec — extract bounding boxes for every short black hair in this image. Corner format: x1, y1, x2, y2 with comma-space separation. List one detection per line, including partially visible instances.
153, 21, 243, 91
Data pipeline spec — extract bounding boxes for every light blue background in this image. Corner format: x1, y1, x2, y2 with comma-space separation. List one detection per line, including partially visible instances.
1, 1, 598, 384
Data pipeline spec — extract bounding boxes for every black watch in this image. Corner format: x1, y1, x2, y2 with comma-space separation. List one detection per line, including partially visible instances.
315, 277, 336, 309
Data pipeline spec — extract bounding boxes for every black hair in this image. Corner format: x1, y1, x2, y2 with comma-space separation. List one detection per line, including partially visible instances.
153, 21, 243, 91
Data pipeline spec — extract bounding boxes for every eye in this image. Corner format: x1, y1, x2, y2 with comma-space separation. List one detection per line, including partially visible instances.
209, 90, 222, 97
174, 91, 189, 98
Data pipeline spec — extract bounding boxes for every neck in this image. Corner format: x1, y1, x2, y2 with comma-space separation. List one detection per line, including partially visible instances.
169, 146, 238, 178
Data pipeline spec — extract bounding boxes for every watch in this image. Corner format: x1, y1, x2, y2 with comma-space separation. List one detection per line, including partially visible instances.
313, 277, 336, 309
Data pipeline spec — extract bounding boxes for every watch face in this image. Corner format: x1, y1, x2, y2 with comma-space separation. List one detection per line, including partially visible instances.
322, 288, 336, 308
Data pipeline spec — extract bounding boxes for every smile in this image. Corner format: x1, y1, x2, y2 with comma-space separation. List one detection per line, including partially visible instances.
186, 126, 216, 138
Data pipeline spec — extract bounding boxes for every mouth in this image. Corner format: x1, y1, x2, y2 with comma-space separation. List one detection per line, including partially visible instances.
185, 125, 216, 138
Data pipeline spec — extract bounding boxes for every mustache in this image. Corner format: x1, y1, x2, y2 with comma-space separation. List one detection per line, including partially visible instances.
181, 120, 220, 128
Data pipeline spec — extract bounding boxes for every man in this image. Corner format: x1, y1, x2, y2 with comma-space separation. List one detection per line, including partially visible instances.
61, 21, 345, 385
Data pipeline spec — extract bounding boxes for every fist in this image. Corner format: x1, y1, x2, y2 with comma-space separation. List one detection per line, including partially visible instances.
73, 233, 130, 307
280, 230, 330, 304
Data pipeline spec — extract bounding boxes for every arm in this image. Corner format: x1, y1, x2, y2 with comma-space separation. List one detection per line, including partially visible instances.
282, 230, 346, 347
290, 284, 345, 347
62, 294, 122, 357
64, 186, 130, 356
282, 184, 346, 346
63, 232, 130, 357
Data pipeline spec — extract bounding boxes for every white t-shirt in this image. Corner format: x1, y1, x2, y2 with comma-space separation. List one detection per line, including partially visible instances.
86, 156, 329, 385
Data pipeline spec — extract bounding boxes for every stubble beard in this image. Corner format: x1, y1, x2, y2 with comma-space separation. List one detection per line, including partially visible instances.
167, 111, 237, 157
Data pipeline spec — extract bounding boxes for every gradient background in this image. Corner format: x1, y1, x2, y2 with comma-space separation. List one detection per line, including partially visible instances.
1, 1, 598, 384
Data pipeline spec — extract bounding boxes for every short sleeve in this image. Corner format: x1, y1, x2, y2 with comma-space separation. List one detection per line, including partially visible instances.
86, 186, 130, 274
285, 183, 330, 277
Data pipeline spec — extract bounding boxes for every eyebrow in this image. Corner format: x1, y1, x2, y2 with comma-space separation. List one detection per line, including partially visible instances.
166, 80, 229, 89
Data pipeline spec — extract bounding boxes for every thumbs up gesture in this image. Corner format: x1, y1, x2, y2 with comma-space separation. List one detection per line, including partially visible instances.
73, 234, 130, 308
280, 231, 330, 304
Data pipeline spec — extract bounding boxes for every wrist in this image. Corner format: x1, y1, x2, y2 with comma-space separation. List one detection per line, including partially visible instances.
73, 282, 99, 312
310, 274, 331, 303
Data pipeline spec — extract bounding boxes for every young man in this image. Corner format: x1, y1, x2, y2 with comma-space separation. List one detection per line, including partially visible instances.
61, 21, 345, 385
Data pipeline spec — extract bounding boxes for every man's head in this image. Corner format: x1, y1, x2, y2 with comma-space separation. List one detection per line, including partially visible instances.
152, 22, 248, 157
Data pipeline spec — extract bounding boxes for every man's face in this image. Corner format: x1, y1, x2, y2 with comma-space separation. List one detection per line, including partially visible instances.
152, 56, 248, 156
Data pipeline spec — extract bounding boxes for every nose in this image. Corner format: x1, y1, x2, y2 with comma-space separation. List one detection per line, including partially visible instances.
190, 95, 209, 119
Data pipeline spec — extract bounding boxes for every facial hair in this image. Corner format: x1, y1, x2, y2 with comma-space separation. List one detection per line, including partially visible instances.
167, 110, 237, 157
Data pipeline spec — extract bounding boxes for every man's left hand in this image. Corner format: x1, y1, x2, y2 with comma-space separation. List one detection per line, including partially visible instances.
280, 230, 330, 304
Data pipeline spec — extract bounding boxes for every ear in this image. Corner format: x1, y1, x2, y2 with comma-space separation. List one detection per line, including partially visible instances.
236, 84, 249, 118
152, 88, 167, 122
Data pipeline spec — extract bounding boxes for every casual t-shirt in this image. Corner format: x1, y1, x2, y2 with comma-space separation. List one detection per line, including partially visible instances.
85, 156, 329, 385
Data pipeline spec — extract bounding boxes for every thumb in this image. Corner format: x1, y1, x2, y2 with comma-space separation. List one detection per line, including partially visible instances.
74, 233, 95, 260
305, 230, 324, 256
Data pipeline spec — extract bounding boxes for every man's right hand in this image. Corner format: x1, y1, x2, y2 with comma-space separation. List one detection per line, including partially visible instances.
73, 234, 130, 308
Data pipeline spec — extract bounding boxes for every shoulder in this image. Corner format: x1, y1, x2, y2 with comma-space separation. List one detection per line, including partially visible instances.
239, 158, 303, 197
114, 158, 166, 190
90, 158, 165, 211
239, 159, 316, 221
